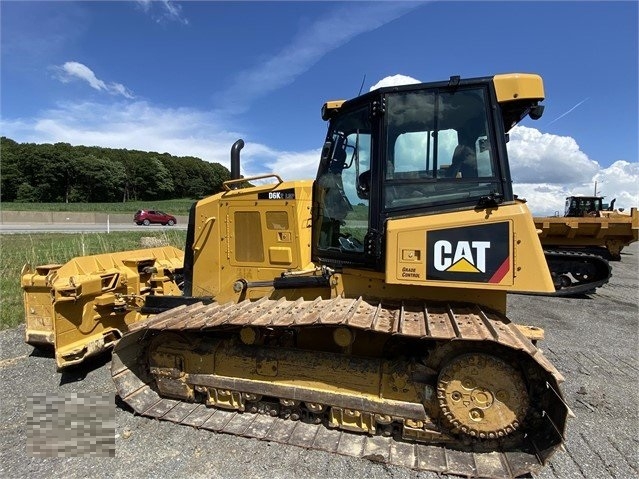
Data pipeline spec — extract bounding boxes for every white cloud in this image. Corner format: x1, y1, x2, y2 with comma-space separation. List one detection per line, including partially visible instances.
218, 2, 422, 113
53, 62, 134, 99
0, 99, 324, 183
593, 160, 639, 203
136, 0, 151, 12
512, 163, 639, 216
250, 148, 322, 183
58, 62, 104, 90
2, 101, 237, 164
507, 126, 599, 184
135, 0, 188, 25
369, 74, 421, 91
509, 128, 638, 215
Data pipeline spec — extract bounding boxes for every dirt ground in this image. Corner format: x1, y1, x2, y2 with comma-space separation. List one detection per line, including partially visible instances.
1, 244, 637, 479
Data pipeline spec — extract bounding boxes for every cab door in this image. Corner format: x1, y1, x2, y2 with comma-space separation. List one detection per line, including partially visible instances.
312, 101, 377, 267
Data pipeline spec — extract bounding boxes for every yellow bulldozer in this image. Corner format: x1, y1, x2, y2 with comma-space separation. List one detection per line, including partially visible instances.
23, 73, 572, 477
531, 195, 637, 295
535, 195, 638, 259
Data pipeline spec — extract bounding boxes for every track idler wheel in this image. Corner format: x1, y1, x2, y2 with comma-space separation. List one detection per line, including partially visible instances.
437, 353, 529, 440
557, 274, 572, 289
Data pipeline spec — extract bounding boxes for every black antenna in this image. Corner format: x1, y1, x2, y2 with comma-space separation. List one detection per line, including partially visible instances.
357, 74, 366, 96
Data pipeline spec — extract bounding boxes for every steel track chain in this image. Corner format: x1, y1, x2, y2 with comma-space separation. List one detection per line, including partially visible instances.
112, 297, 567, 478
543, 249, 612, 296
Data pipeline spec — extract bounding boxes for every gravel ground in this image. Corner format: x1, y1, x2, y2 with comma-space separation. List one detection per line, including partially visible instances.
1, 243, 637, 479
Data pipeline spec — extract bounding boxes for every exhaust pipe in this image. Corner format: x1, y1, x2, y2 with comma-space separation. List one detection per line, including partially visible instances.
230, 139, 244, 181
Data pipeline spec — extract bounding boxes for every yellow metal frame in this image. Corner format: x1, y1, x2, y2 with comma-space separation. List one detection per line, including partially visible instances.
190, 180, 315, 303
384, 202, 554, 294
535, 207, 638, 258
22, 246, 184, 368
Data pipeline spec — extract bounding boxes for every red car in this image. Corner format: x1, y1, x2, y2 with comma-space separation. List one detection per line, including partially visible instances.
134, 209, 177, 226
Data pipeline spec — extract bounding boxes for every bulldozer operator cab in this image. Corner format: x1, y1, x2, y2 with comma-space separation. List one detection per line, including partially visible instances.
565, 196, 604, 217
313, 74, 538, 269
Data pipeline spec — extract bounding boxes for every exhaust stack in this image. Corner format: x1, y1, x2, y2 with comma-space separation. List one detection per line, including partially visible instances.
230, 139, 244, 181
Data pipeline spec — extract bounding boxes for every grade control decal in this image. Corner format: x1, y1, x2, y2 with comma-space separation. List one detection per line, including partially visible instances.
400, 266, 420, 279
426, 222, 510, 283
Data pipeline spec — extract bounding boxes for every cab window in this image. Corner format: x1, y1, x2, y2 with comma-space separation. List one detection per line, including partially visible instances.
384, 88, 498, 210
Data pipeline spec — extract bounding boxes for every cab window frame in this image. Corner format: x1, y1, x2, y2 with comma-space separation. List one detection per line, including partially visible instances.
381, 85, 505, 215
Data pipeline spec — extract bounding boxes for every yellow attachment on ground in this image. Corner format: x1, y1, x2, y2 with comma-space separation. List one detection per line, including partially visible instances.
21, 245, 184, 368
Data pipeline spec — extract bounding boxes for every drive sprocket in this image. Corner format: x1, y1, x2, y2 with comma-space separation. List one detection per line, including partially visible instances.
437, 353, 529, 440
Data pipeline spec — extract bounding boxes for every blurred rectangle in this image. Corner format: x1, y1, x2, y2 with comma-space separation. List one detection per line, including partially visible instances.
27, 393, 115, 457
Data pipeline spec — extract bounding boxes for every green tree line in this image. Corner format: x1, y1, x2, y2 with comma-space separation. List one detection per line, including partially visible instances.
0, 137, 232, 203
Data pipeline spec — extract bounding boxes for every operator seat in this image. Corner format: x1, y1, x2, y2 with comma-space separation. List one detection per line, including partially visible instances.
448, 118, 482, 178
448, 143, 478, 178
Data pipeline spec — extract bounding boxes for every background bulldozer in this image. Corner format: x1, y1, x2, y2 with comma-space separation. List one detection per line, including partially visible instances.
530, 195, 637, 296
535, 195, 638, 260
23, 73, 571, 478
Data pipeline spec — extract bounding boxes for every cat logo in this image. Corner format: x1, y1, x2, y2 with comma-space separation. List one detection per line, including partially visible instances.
427, 222, 510, 283
434, 240, 491, 273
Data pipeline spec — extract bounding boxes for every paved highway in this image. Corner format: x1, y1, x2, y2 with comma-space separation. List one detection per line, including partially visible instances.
0, 223, 188, 234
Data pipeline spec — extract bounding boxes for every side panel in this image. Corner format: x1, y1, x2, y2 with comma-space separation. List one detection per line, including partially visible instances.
385, 202, 554, 293
190, 181, 314, 303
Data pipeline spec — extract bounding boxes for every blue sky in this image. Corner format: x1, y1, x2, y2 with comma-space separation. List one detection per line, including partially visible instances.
1, 1, 637, 214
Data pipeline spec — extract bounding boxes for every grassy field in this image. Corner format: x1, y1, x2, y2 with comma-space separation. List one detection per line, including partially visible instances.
1, 200, 369, 331
2, 199, 197, 215
0, 230, 187, 330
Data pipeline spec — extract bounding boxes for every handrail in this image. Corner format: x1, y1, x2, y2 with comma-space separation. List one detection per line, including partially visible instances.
192, 216, 216, 252
222, 174, 283, 191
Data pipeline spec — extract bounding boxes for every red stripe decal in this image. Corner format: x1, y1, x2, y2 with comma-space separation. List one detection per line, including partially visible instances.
489, 257, 510, 283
